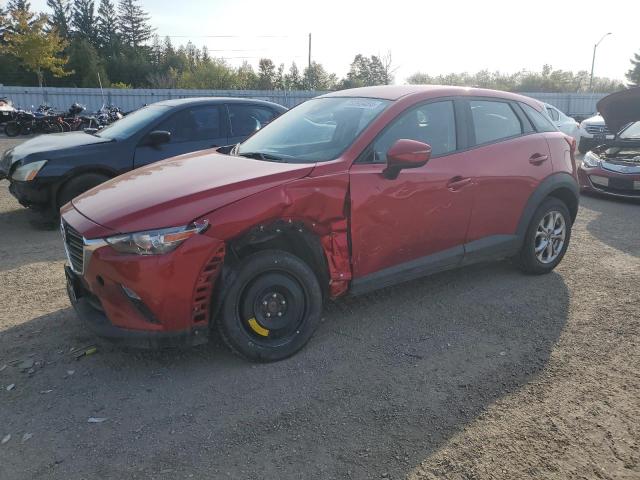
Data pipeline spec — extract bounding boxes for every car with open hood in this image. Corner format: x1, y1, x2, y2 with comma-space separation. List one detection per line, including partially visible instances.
60, 85, 579, 361
578, 87, 640, 199
0, 97, 286, 218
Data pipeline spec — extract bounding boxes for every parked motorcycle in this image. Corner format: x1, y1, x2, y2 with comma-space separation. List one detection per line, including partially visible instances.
0, 97, 16, 124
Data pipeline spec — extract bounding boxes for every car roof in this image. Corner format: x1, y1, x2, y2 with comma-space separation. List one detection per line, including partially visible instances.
152, 97, 287, 110
321, 85, 542, 109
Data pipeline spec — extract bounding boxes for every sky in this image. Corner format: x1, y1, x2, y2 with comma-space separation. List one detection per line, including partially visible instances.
28, 0, 640, 83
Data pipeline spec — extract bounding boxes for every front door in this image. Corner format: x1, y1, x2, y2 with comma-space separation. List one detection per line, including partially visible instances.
349, 99, 475, 289
134, 105, 227, 168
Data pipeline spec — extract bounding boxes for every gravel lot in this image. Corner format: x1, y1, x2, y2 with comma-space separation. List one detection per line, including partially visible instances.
0, 136, 638, 480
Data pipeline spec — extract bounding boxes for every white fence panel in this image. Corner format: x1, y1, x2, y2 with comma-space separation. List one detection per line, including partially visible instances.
0, 85, 609, 116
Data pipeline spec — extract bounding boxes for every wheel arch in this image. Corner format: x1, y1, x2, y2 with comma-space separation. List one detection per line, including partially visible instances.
516, 173, 580, 242
225, 220, 331, 300
52, 166, 119, 209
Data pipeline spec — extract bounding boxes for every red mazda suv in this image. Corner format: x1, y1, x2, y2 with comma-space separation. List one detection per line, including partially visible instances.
61, 86, 579, 361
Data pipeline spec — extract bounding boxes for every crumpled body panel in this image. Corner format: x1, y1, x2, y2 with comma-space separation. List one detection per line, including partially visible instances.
203, 171, 352, 297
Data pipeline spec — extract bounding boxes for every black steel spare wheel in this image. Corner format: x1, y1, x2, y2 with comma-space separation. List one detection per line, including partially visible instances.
218, 250, 323, 362
240, 272, 306, 345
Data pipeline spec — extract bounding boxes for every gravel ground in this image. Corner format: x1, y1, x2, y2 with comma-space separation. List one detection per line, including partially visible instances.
0, 136, 638, 480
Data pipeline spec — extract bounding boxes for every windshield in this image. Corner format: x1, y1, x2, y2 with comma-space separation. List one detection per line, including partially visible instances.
620, 121, 640, 140
96, 105, 170, 140
237, 97, 390, 162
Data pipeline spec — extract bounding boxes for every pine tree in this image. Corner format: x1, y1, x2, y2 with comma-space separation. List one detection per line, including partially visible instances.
46, 0, 71, 38
72, 0, 97, 46
627, 51, 640, 87
0, 5, 8, 41
117, 0, 152, 47
96, 0, 118, 54
7, 1, 31, 13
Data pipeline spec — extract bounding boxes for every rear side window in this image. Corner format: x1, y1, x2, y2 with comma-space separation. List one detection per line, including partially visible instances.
368, 100, 457, 163
546, 106, 559, 121
228, 104, 278, 136
521, 103, 557, 133
470, 100, 522, 145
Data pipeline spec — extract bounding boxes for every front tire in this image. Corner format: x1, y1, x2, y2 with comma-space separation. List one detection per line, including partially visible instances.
217, 250, 323, 362
514, 197, 572, 275
56, 173, 110, 211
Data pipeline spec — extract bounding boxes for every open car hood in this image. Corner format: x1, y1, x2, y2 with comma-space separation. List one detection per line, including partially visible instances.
597, 87, 640, 133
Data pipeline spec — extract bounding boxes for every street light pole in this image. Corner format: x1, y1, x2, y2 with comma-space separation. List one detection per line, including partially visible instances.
589, 32, 612, 91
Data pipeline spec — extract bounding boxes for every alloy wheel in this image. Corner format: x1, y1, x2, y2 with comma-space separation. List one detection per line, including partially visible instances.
534, 210, 566, 264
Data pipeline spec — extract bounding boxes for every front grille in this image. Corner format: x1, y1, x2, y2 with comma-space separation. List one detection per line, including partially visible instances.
585, 124, 612, 135
63, 222, 84, 273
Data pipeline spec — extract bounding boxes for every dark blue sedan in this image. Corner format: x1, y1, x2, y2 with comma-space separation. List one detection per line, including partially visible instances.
0, 97, 287, 217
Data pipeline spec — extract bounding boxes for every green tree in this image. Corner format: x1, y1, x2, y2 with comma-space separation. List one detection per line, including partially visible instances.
303, 61, 336, 90
96, 0, 118, 54
627, 51, 640, 87
1, 7, 70, 86
117, 0, 152, 47
46, 0, 71, 38
66, 37, 107, 86
177, 59, 235, 89
71, 0, 97, 46
284, 62, 302, 90
257, 57, 276, 89
235, 61, 258, 89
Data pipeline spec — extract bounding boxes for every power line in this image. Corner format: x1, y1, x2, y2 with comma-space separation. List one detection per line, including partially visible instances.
159, 34, 299, 38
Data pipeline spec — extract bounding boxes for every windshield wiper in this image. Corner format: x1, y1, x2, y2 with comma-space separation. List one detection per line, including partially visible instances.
237, 152, 288, 163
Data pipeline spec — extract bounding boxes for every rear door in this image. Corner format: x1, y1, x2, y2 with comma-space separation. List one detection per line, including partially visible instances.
134, 104, 227, 168
226, 104, 280, 145
462, 99, 553, 248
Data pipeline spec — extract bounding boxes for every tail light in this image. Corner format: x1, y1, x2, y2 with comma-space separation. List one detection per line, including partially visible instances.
564, 135, 577, 172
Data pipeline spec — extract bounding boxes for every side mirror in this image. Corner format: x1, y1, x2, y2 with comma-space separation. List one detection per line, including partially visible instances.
147, 130, 171, 147
382, 139, 432, 180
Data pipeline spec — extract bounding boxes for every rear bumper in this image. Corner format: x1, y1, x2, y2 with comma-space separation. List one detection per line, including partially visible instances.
65, 265, 209, 348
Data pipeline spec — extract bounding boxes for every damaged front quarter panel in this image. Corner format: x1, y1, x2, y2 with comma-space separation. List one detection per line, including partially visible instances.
202, 172, 353, 298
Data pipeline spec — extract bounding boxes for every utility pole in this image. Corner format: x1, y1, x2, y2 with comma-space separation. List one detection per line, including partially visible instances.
589, 32, 612, 91
308, 33, 312, 71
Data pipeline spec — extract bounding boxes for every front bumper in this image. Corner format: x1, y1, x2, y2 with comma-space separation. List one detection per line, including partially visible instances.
66, 266, 209, 348
8, 178, 56, 210
61, 210, 226, 349
578, 164, 640, 198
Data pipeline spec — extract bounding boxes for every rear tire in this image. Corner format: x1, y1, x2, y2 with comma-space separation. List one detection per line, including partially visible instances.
217, 250, 323, 362
514, 197, 572, 275
56, 173, 110, 211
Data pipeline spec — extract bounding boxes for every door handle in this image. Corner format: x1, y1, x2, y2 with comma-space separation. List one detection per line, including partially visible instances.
529, 153, 549, 165
447, 176, 472, 191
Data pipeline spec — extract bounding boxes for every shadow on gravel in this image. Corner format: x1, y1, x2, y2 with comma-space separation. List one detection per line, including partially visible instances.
0, 261, 568, 480
582, 193, 640, 258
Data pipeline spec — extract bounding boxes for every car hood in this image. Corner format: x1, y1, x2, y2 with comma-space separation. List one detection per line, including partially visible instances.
71, 150, 315, 235
13, 131, 112, 158
597, 87, 640, 133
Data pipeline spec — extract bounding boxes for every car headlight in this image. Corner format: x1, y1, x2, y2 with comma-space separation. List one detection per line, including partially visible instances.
11, 160, 48, 181
582, 151, 601, 168
105, 221, 209, 255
